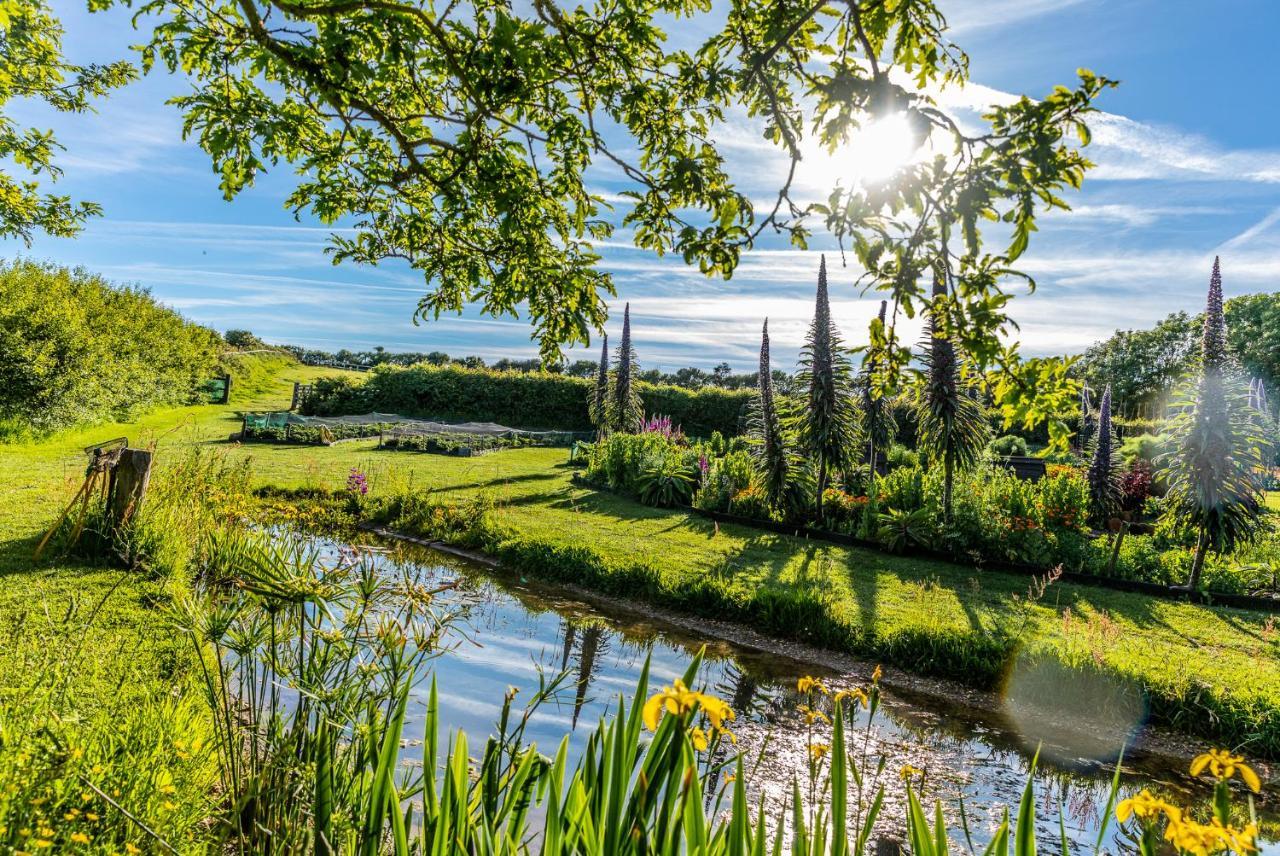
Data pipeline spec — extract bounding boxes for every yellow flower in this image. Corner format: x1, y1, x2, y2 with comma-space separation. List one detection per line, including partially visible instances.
723, 772, 737, 785
1161, 815, 1257, 856
32, 841, 52, 851
900, 764, 924, 781
699, 694, 736, 731
834, 688, 869, 709
872, 665, 883, 684
643, 679, 698, 729
126, 844, 142, 855
1116, 789, 1180, 824
691, 727, 710, 752
797, 676, 829, 695
809, 742, 830, 761
70, 832, 91, 845
797, 704, 830, 726
1190, 749, 1262, 793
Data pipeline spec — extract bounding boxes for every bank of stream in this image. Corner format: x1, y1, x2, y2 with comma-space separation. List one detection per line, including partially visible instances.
332, 533, 1277, 854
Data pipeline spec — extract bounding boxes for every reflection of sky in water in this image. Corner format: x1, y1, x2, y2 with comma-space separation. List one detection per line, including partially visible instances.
337, 540, 1277, 855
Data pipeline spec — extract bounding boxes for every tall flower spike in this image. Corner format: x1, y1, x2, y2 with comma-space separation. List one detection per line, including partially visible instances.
611, 303, 642, 433
1204, 256, 1227, 371
753, 319, 790, 509
591, 333, 609, 432
1087, 384, 1121, 524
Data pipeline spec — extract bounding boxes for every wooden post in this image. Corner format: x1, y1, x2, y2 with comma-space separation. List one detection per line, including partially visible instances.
107, 449, 153, 531
221, 373, 232, 404
291, 381, 301, 410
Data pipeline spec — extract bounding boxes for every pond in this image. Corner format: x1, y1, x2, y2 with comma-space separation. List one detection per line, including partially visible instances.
340, 536, 1277, 854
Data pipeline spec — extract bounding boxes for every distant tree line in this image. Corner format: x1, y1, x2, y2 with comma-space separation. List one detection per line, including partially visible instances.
235, 333, 795, 393
1074, 292, 1280, 419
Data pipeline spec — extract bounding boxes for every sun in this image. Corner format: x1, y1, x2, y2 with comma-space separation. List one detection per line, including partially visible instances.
838, 113, 920, 185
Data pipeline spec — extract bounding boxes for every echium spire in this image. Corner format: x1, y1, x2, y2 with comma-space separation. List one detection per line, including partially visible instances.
590, 333, 609, 432
1203, 256, 1227, 370
754, 318, 789, 509
611, 303, 642, 433
813, 255, 833, 374
1087, 384, 1120, 524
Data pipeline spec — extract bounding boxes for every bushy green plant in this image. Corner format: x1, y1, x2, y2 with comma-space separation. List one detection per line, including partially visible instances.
585, 432, 697, 505
989, 434, 1029, 457
0, 260, 223, 433
1121, 432, 1166, 466
886, 443, 920, 470
693, 451, 756, 513
876, 466, 927, 513
727, 484, 773, 520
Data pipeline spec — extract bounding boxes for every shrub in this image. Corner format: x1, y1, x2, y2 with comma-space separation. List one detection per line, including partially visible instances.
586, 432, 696, 500
885, 443, 920, 470
693, 451, 756, 513
636, 454, 698, 507
820, 488, 870, 533
304, 362, 751, 435
1120, 461, 1154, 513
727, 485, 772, 520
1120, 432, 1165, 465
0, 260, 223, 433
989, 434, 1028, 457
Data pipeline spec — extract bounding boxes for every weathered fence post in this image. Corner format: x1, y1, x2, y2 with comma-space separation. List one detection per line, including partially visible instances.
107, 449, 153, 530
220, 373, 232, 404
291, 381, 301, 410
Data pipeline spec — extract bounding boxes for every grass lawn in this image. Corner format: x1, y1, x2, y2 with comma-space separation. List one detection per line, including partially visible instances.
0, 360, 361, 849
1268, 491, 1280, 512
4, 357, 1280, 784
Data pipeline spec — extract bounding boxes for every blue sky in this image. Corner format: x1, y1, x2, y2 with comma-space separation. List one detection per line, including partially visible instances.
10, 0, 1280, 372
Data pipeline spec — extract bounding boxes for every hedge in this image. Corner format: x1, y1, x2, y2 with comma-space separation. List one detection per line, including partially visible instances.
0, 260, 224, 434
302, 363, 754, 436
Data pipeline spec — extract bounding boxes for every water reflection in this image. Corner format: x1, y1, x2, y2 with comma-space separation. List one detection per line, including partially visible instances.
341, 539, 1277, 854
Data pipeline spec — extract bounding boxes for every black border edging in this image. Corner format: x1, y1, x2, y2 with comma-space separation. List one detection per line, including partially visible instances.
568, 473, 1280, 614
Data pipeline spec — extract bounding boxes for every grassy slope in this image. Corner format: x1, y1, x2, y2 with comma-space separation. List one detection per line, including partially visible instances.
0, 360, 360, 849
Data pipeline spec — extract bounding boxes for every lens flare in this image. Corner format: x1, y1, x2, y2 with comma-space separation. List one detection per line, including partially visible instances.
1001, 654, 1147, 764
838, 113, 919, 185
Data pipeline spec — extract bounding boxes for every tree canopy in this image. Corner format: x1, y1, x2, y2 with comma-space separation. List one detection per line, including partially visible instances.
115, 0, 1114, 402
0, 0, 134, 242
1076, 292, 1280, 419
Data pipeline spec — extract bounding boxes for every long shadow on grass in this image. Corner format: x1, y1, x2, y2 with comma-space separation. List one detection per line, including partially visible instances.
406, 470, 565, 495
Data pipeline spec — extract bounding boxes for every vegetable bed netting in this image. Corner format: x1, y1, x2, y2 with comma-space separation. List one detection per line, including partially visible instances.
239, 411, 586, 454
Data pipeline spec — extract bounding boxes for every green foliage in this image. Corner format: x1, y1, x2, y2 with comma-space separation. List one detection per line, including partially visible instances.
989, 434, 1029, 457
692, 450, 757, 513
0, 0, 135, 243
636, 454, 699, 507
0, 260, 223, 433
304, 362, 751, 436
886, 443, 920, 471
1120, 433, 1166, 466
119, 0, 1111, 395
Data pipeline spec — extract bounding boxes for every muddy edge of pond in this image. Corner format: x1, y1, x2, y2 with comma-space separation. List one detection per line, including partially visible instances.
362, 524, 1273, 790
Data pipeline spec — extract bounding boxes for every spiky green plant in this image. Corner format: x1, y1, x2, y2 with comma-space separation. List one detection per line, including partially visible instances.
610, 303, 643, 434
1087, 385, 1122, 526
858, 300, 895, 475
914, 271, 991, 521
751, 319, 791, 510
796, 256, 859, 518
1079, 380, 1094, 450
1164, 258, 1267, 590
590, 333, 609, 437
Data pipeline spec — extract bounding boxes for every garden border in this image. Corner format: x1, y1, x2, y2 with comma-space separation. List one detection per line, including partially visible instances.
569, 473, 1280, 614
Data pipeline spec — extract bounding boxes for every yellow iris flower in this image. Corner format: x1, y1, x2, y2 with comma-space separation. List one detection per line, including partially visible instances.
1190, 749, 1262, 793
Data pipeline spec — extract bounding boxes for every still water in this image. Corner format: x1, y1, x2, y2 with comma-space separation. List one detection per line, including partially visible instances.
345, 537, 1276, 854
